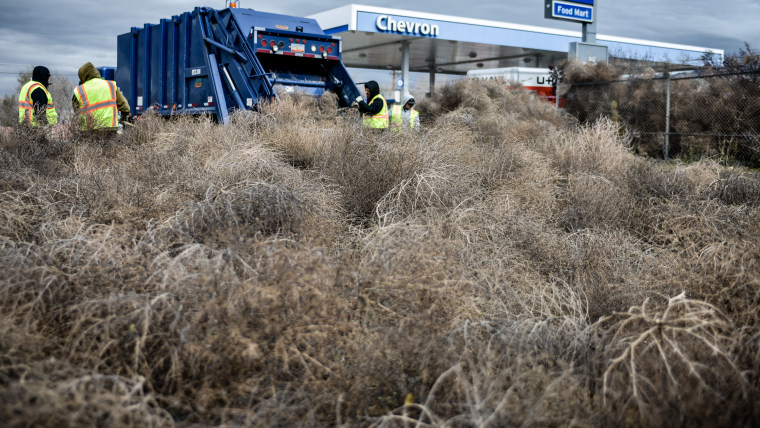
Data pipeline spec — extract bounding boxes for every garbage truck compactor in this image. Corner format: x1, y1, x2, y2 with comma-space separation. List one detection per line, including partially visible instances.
116, 6, 362, 123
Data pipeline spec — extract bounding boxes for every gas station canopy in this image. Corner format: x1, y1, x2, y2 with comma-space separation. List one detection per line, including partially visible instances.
310, 4, 723, 94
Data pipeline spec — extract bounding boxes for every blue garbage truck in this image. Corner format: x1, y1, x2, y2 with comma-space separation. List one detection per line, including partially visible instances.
116, 5, 361, 123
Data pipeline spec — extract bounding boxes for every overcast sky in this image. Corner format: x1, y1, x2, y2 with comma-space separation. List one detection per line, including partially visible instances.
1, 0, 758, 96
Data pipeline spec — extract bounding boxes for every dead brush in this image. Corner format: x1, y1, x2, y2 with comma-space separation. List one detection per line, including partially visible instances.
0, 125, 53, 167
419, 78, 515, 115
562, 59, 620, 84
481, 144, 562, 218
419, 78, 562, 128
702, 168, 760, 205
374, 168, 478, 225
592, 293, 754, 426
43, 223, 139, 282
671, 158, 725, 190
62, 287, 188, 393
462, 201, 614, 329
668, 76, 760, 166
0, 369, 174, 428
563, 59, 760, 166
358, 220, 461, 285
480, 273, 589, 324
370, 112, 540, 223
622, 158, 699, 203
646, 198, 756, 252
418, 120, 483, 169
0, 310, 52, 366
60, 142, 157, 224
476, 142, 525, 191
372, 124, 483, 224
659, 233, 760, 329
57, 235, 357, 425
248, 93, 348, 168
0, 242, 68, 332
3, 75, 760, 426
479, 212, 664, 320
203, 141, 292, 187
620, 167, 760, 326
169, 180, 323, 246
341, 219, 487, 415
369, 320, 591, 427
469, 110, 550, 149
170, 243, 355, 424
314, 128, 425, 221
557, 172, 635, 231
450, 212, 554, 318
0, 148, 37, 194
556, 230, 676, 320
436, 107, 511, 147
105, 112, 301, 220
537, 118, 632, 178
6, 223, 155, 335
56, 246, 240, 392
31, 182, 94, 244
0, 190, 41, 243
118, 110, 187, 148
142, 242, 242, 290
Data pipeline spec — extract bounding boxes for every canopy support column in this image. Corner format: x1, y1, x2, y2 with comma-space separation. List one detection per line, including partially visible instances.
401, 40, 410, 99
428, 63, 436, 97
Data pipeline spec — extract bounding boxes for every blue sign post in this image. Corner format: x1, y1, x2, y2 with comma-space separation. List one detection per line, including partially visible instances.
544, 0, 607, 64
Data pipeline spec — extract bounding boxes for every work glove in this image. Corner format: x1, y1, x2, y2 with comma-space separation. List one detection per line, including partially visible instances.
120, 115, 134, 127
355, 96, 363, 103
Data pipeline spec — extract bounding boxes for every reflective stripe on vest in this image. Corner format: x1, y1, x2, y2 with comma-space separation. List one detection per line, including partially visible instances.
390, 104, 418, 131
75, 79, 118, 130
18, 81, 58, 126
362, 94, 388, 129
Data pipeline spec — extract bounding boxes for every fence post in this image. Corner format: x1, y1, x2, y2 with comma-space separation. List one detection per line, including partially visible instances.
664, 72, 671, 160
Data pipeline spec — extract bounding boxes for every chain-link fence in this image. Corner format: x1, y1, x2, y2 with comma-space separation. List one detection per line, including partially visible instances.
562, 71, 760, 168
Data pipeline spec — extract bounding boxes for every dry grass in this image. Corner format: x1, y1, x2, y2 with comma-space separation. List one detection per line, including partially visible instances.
560, 57, 760, 166
592, 293, 755, 426
1, 78, 759, 427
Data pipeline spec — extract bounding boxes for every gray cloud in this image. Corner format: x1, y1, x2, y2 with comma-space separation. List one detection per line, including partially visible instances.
2, 0, 758, 96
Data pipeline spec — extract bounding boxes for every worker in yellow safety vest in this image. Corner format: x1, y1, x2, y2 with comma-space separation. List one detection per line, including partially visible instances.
18, 66, 58, 127
390, 95, 420, 131
353, 80, 388, 129
72, 62, 131, 135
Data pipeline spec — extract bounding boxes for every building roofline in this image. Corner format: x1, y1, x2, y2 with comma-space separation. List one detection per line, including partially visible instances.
309, 3, 724, 56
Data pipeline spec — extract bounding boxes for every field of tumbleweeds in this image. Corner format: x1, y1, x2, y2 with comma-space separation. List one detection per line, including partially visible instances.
1, 79, 759, 427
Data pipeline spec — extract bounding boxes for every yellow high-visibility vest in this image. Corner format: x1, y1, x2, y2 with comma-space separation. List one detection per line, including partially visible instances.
74, 79, 119, 130
18, 81, 58, 126
362, 94, 388, 129
390, 104, 419, 131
